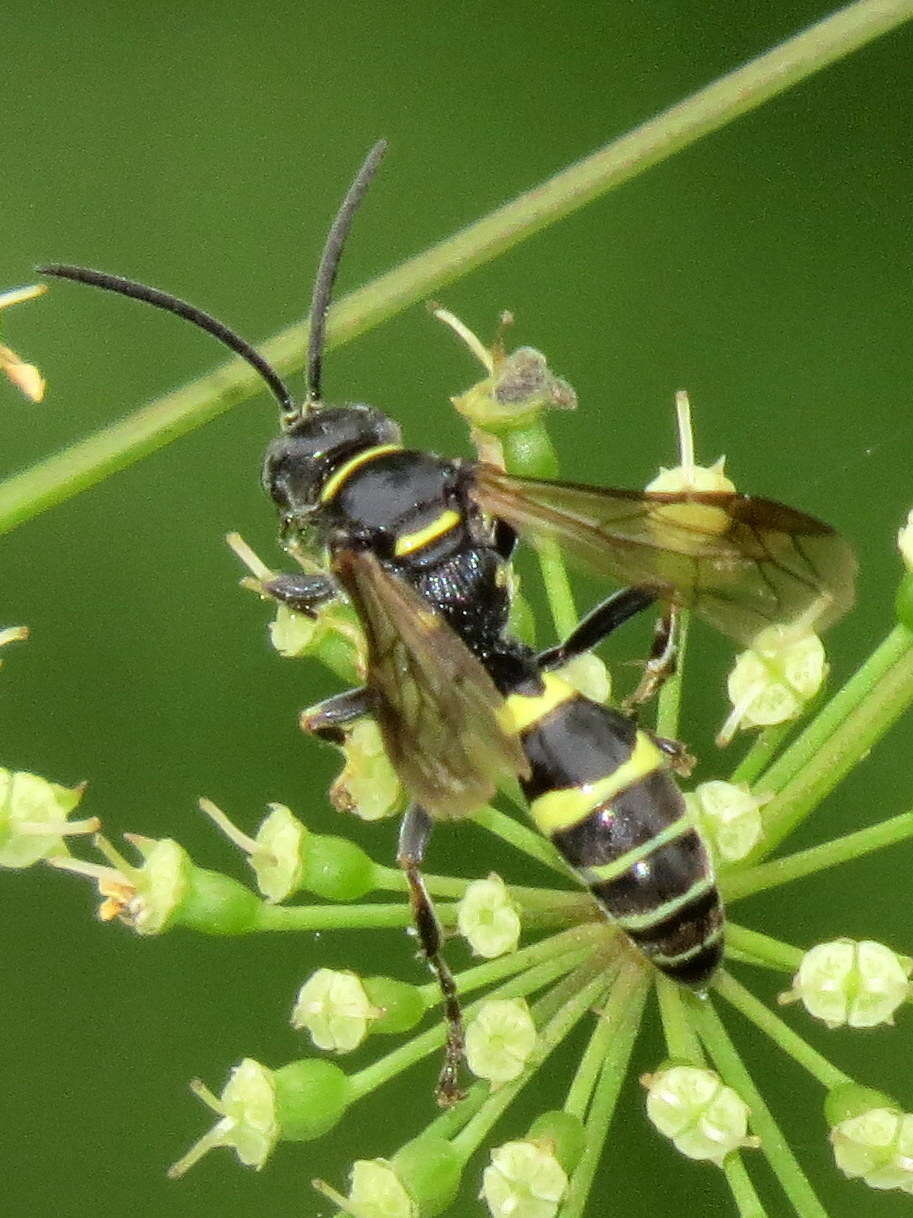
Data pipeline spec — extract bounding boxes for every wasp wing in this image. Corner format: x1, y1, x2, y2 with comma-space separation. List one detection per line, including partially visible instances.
333, 548, 529, 820
473, 465, 856, 645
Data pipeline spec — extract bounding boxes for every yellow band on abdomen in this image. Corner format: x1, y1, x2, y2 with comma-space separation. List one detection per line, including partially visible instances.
529, 730, 665, 835
503, 671, 577, 735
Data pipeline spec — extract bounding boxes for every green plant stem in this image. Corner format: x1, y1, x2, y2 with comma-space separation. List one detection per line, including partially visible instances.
371, 860, 589, 915
536, 539, 579, 640
416, 923, 601, 1007
713, 970, 850, 1091
350, 951, 583, 1100
689, 994, 830, 1218
655, 973, 704, 1063
724, 809, 913, 902
4, 1, 911, 534
728, 723, 794, 787
562, 991, 618, 1119
726, 923, 804, 972
473, 803, 577, 879
751, 624, 913, 857
451, 965, 611, 1157
724, 1153, 769, 1218
656, 612, 690, 741
559, 962, 650, 1218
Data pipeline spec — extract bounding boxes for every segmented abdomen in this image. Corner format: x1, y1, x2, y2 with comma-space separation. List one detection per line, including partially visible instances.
504, 672, 723, 986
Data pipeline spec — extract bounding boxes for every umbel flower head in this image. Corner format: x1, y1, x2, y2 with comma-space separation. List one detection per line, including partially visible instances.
11, 317, 913, 1218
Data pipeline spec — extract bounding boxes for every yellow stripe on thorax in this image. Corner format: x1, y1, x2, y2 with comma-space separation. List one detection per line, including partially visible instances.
530, 730, 665, 836
394, 509, 462, 557
319, 443, 402, 503
502, 671, 577, 735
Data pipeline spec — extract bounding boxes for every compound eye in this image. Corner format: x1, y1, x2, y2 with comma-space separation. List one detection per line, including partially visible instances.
262, 437, 320, 516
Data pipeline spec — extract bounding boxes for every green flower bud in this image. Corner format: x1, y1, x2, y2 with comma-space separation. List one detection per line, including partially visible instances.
361, 976, 427, 1035
644, 1065, 753, 1165
481, 1138, 569, 1218
830, 1106, 913, 1194
199, 800, 377, 903
292, 969, 381, 1052
465, 997, 537, 1085
457, 873, 521, 959
330, 719, 406, 822
0, 768, 96, 868
391, 1134, 466, 1215
685, 780, 767, 863
51, 833, 259, 936
719, 625, 826, 745
526, 1110, 586, 1174
170, 1056, 352, 1176
780, 939, 912, 1028
273, 1058, 353, 1140
825, 1082, 897, 1128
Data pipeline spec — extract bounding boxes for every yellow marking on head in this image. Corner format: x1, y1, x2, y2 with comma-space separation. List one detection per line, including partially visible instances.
319, 443, 402, 504
530, 731, 665, 836
503, 671, 577, 735
394, 509, 462, 557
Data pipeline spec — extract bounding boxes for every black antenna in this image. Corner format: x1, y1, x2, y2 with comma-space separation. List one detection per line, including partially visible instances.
305, 139, 387, 409
37, 263, 296, 416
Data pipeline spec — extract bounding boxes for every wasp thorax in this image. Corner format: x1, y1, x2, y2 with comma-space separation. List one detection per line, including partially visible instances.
262, 404, 402, 519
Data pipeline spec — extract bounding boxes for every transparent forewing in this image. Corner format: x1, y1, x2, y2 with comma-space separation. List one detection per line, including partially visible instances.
333, 549, 528, 819
473, 465, 856, 645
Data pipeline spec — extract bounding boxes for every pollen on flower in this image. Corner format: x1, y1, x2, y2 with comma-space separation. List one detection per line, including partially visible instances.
457, 873, 521, 958
465, 997, 537, 1085
780, 939, 913, 1028
644, 1064, 753, 1166
481, 1139, 569, 1218
292, 968, 381, 1052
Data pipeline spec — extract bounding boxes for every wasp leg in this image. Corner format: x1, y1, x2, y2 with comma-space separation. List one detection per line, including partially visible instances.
300, 687, 375, 744
397, 803, 465, 1107
262, 571, 337, 617
536, 585, 658, 670
622, 606, 680, 711
493, 519, 517, 561
653, 732, 695, 777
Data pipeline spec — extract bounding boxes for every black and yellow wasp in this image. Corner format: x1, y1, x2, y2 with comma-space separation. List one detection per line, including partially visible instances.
41, 141, 856, 1102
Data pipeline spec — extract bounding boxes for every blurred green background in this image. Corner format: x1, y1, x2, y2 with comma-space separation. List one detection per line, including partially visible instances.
2, 3, 913, 1215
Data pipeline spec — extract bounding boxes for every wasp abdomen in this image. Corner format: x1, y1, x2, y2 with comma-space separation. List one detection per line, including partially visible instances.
505, 672, 723, 987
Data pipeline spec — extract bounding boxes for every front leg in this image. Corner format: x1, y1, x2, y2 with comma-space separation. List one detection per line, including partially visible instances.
300, 686, 375, 744
263, 571, 338, 617
397, 803, 465, 1107
536, 585, 658, 669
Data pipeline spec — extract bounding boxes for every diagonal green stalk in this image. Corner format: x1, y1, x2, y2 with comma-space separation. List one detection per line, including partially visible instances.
724, 808, 913, 901
750, 624, 913, 857
725, 923, 804, 972
656, 972, 704, 1063
713, 970, 850, 1091
724, 1153, 769, 1218
3, 0, 912, 534
689, 994, 831, 1218
558, 961, 650, 1218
